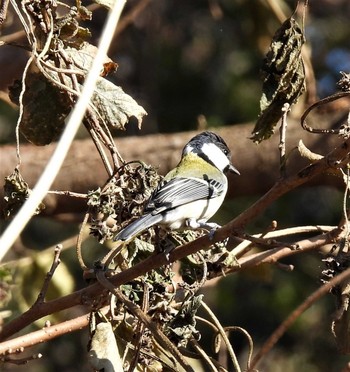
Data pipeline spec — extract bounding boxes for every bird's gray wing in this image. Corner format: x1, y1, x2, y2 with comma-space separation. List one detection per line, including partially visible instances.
145, 177, 225, 214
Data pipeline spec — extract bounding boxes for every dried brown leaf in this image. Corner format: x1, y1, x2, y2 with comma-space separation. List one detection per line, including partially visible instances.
251, 17, 306, 143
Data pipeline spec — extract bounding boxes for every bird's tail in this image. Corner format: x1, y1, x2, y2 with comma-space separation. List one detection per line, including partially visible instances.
114, 213, 163, 241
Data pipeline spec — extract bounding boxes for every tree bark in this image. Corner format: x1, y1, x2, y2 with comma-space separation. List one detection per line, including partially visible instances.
0, 121, 343, 217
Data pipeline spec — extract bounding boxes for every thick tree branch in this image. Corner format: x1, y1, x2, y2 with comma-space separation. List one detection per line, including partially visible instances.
0, 121, 343, 218
0, 225, 343, 351
0, 121, 349, 349
1, 134, 348, 342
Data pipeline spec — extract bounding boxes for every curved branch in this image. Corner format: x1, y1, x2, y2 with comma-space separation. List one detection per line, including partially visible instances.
0, 227, 343, 343
0, 136, 349, 342
248, 265, 350, 371
234, 226, 343, 272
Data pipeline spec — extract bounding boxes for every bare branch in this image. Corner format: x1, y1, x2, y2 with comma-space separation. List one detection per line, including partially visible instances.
0, 122, 344, 218
248, 265, 350, 371
201, 301, 241, 372
235, 226, 344, 272
0, 309, 92, 354
1, 352, 42, 365
1, 135, 349, 341
34, 245, 62, 305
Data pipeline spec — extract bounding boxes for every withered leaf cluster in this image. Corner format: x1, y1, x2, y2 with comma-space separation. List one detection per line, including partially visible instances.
251, 17, 306, 143
9, 0, 147, 145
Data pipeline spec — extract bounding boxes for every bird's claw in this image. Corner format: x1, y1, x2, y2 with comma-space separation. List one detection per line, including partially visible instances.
207, 223, 221, 240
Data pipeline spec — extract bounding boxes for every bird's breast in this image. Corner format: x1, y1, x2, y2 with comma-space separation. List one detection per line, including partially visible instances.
160, 192, 226, 230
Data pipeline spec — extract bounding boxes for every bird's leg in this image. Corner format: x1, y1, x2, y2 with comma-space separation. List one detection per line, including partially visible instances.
186, 219, 221, 240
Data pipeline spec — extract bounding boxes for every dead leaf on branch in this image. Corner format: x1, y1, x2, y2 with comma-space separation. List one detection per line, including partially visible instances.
9, 43, 147, 145
3, 167, 45, 217
251, 17, 306, 143
322, 252, 350, 354
9, 70, 74, 146
88, 321, 123, 372
60, 44, 147, 130
93, 0, 116, 10
93, 78, 147, 130
63, 44, 112, 74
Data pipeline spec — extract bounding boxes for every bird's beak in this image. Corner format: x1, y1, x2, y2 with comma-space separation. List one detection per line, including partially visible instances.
228, 164, 240, 175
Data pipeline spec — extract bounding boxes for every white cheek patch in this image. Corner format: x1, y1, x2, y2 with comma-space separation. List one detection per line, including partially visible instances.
182, 144, 193, 156
201, 143, 230, 171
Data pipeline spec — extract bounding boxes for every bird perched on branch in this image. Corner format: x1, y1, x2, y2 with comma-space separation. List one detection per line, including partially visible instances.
114, 131, 240, 242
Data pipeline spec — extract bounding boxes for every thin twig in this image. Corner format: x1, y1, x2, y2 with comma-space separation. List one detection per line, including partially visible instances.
76, 212, 91, 271
35, 5, 54, 60
0, 307, 109, 355
301, 91, 350, 134
9, 0, 32, 43
231, 220, 278, 258
236, 231, 299, 250
224, 326, 254, 371
264, 0, 286, 23
190, 339, 219, 372
201, 301, 241, 372
15, 54, 33, 166
0, 0, 127, 261
230, 225, 334, 257
36, 58, 86, 76
234, 225, 344, 274
196, 315, 219, 332
248, 266, 350, 371
121, 337, 178, 371
127, 282, 148, 372
47, 190, 88, 198
34, 245, 62, 305
279, 103, 290, 177
341, 167, 350, 252
1, 352, 42, 365
95, 269, 194, 372
114, 0, 151, 38
84, 109, 114, 176
195, 251, 208, 289
100, 242, 124, 269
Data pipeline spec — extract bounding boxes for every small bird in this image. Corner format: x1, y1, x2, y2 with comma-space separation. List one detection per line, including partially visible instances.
114, 131, 240, 242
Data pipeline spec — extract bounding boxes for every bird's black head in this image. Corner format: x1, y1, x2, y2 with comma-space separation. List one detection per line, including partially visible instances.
182, 131, 240, 174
